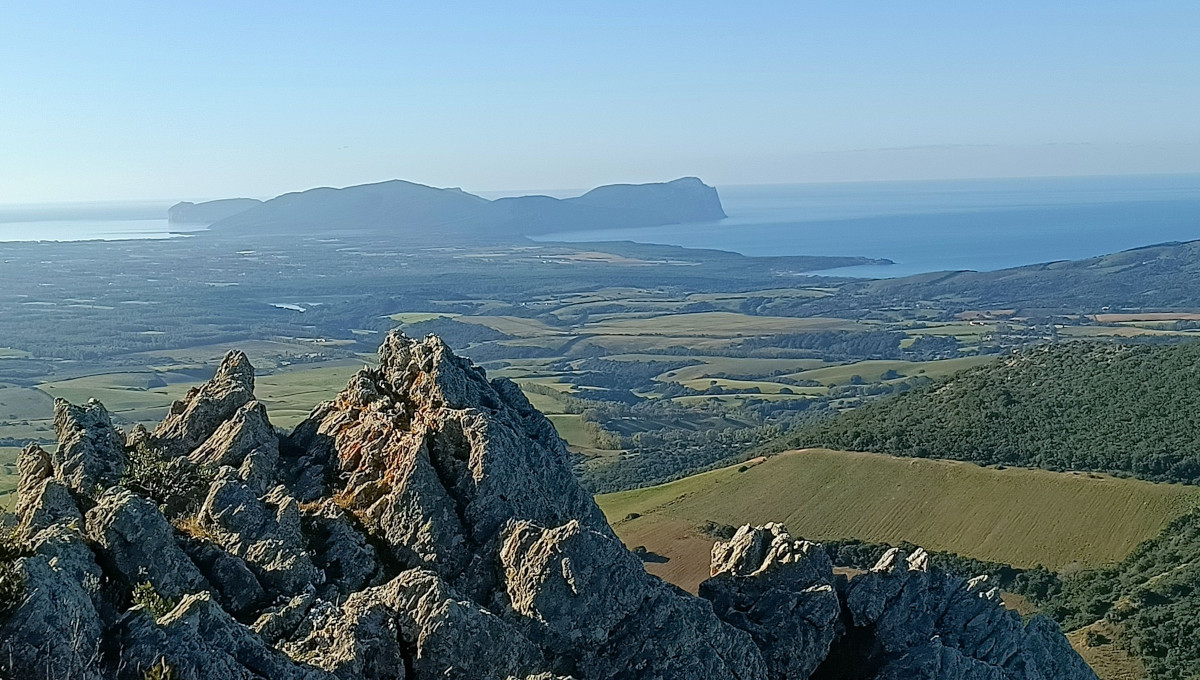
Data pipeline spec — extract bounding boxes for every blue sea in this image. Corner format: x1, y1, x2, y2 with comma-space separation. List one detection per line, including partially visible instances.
0, 201, 190, 243
536, 174, 1200, 278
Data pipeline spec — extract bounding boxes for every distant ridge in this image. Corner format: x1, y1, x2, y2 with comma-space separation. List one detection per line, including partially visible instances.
177, 177, 725, 241
167, 198, 263, 224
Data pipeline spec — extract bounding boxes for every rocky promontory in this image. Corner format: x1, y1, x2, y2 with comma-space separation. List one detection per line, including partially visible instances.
0, 331, 1096, 679
167, 198, 263, 224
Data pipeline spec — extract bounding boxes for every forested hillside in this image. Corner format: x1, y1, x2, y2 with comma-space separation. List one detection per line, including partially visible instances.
795, 341, 1200, 483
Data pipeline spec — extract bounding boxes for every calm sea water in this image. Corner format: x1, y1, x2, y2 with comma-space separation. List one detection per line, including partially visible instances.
0, 218, 194, 242
536, 174, 1200, 278
0, 201, 199, 242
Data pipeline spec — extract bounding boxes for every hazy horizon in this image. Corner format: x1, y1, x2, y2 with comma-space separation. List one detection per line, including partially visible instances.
2, 171, 1199, 211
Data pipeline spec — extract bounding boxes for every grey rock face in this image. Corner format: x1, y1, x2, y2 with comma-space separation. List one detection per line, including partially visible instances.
499, 518, 766, 679
189, 399, 279, 472
286, 569, 541, 680
0, 331, 1096, 680
117, 592, 332, 680
290, 333, 606, 594
197, 470, 321, 598
52, 398, 128, 496
700, 523, 841, 679
302, 500, 380, 599
154, 349, 256, 456
0, 524, 105, 680
17, 477, 84, 539
15, 442, 53, 519
178, 534, 268, 616
86, 487, 210, 600
838, 547, 1097, 680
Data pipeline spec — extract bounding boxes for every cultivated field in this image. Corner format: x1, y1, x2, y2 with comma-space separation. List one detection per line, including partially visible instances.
598, 448, 1200, 592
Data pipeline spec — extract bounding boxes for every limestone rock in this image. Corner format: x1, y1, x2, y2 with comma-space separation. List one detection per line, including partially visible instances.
302, 500, 380, 600
177, 533, 268, 616
117, 592, 331, 680
189, 399, 279, 475
52, 398, 128, 496
85, 487, 209, 600
197, 469, 321, 597
154, 350, 256, 456
252, 585, 317, 644
14, 442, 53, 519
289, 333, 607, 594
0, 526, 105, 680
287, 568, 543, 680
700, 524, 841, 679
500, 519, 766, 679
842, 547, 1098, 680
17, 477, 84, 540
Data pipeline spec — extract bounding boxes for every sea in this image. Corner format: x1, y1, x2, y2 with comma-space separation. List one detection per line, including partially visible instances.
3, 175, 1199, 278
535, 174, 1200, 278
0, 201, 191, 243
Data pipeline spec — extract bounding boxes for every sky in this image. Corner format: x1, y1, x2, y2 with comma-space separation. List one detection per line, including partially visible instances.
1, 1, 1198, 203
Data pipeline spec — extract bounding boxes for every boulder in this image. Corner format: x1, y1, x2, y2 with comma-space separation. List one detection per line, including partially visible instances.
0, 528, 105, 680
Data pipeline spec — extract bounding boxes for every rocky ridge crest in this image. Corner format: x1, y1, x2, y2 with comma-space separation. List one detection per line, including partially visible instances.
0, 332, 1096, 679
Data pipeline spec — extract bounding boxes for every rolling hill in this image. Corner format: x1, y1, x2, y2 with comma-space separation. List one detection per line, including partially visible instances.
791, 341, 1200, 484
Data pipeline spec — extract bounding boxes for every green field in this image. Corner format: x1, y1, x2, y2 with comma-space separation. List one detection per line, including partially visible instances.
388, 312, 460, 324
653, 356, 828, 382
255, 362, 364, 428
597, 448, 1200, 592
27, 361, 364, 437
783, 355, 994, 386
584, 312, 867, 337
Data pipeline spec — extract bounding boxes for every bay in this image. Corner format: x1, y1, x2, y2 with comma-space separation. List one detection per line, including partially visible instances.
534, 174, 1200, 278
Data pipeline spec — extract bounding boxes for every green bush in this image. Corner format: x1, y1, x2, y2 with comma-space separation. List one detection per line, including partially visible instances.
131, 581, 175, 618
123, 443, 214, 517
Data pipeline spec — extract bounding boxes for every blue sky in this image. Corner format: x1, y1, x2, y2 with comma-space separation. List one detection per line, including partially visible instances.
1, 1, 1198, 202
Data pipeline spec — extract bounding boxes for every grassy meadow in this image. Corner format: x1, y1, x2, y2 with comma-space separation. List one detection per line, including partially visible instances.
598, 448, 1200, 592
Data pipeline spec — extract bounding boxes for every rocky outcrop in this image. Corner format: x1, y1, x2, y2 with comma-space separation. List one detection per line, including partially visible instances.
834, 547, 1097, 679
0, 331, 1096, 680
53, 398, 128, 496
700, 523, 841, 679
153, 349, 256, 457
86, 487, 210, 600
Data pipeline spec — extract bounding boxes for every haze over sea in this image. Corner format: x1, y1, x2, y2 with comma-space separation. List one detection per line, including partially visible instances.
539, 174, 1200, 278
3, 175, 1198, 279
